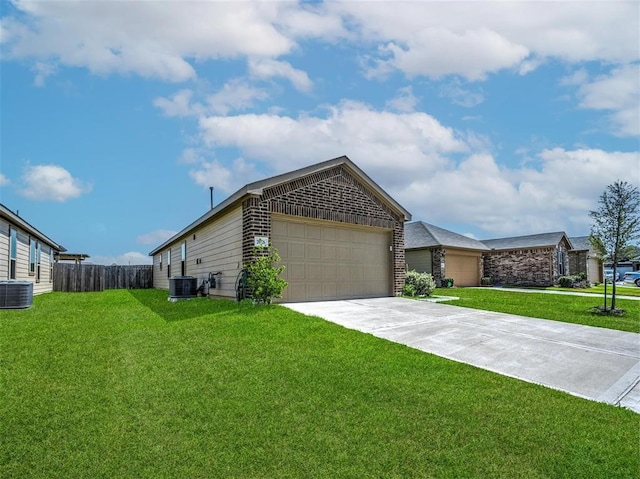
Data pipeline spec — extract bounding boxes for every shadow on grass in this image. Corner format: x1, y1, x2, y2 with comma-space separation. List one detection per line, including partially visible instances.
127, 289, 258, 322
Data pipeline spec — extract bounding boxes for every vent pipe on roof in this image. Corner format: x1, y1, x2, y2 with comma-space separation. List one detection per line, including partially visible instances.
209, 186, 214, 210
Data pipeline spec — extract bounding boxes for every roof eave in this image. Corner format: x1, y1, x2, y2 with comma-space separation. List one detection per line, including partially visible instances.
148, 188, 252, 256
0, 203, 66, 252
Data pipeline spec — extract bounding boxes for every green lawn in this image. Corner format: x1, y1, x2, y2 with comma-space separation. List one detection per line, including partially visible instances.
1, 290, 638, 478
436, 287, 640, 333
547, 284, 640, 297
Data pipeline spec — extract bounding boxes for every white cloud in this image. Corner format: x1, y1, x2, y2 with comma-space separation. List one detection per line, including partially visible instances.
248, 58, 313, 92
386, 86, 418, 112
192, 100, 637, 237
90, 251, 152, 266
19, 164, 91, 202
197, 101, 467, 188
440, 80, 484, 108
334, 2, 639, 80
32, 61, 55, 86
376, 28, 529, 81
396, 148, 639, 237
3, 1, 637, 85
0, 173, 10, 186
136, 230, 177, 246
153, 89, 204, 118
574, 64, 640, 137
189, 157, 259, 194
206, 79, 269, 115
2, 1, 296, 82
154, 81, 269, 118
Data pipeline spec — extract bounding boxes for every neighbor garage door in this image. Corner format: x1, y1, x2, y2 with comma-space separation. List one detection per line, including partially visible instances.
271, 216, 392, 302
445, 252, 480, 287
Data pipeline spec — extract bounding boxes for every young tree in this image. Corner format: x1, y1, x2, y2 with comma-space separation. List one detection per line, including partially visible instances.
589, 181, 640, 311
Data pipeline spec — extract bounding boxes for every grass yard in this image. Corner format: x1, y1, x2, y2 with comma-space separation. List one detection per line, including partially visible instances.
547, 284, 640, 297
437, 288, 640, 333
1, 290, 638, 478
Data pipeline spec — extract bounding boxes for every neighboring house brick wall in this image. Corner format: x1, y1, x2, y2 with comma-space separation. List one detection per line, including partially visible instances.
431, 248, 445, 285
241, 165, 405, 295
569, 250, 588, 277
483, 247, 565, 286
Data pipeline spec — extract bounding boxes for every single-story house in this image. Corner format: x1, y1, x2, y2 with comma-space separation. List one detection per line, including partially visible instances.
149, 156, 411, 302
0, 203, 66, 294
568, 235, 602, 284
405, 221, 489, 286
482, 232, 573, 287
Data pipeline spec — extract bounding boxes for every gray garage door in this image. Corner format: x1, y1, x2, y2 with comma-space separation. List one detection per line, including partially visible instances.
271, 217, 392, 302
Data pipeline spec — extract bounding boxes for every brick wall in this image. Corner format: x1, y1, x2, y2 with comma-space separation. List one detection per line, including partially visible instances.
431, 248, 445, 285
242, 165, 406, 295
568, 250, 588, 276
483, 247, 561, 286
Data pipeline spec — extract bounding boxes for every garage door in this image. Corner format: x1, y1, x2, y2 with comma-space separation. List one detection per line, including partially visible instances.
271, 217, 392, 302
446, 253, 480, 287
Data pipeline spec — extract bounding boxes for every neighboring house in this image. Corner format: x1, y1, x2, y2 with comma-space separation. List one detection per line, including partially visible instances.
0, 203, 66, 294
482, 232, 572, 287
568, 236, 602, 283
149, 156, 411, 302
405, 221, 489, 286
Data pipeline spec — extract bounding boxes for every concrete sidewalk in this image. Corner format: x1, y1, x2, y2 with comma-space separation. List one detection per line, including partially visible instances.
285, 297, 640, 414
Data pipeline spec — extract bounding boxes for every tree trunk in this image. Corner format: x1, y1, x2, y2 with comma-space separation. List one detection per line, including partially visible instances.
611, 263, 617, 310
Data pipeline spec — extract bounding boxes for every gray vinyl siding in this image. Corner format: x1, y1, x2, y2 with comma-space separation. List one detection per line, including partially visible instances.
406, 248, 433, 274
153, 206, 243, 298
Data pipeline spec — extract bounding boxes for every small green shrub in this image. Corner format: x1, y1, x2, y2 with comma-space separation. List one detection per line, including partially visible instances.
558, 276, 575, 288
245, 247, 288, 304
481, 277, 492, 286
558, 275, 589, 289
405, 270, 436, 296
441, 277, 454, 288
402, 283, 417, 297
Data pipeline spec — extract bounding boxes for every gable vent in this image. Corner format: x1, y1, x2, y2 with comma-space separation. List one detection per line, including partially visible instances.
0, 281, 34, 309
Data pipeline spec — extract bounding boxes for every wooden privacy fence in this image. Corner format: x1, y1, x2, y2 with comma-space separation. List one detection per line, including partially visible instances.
53, 264, 153, 292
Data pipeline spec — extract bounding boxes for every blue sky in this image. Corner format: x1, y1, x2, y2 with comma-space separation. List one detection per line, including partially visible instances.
1, 0, 638, 264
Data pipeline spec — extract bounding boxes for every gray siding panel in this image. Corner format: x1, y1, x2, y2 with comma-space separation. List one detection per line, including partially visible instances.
406, 249, 433, 274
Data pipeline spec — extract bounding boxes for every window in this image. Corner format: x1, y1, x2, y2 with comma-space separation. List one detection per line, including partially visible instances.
36, 242, 41, 283
29, 237, 36, 275
557, 250, 566, 276
159, 253, 163, 271
9, 227, 17, 279
181, 241, 186, 276
167, 249, 171, 278
49, 248, 54, 283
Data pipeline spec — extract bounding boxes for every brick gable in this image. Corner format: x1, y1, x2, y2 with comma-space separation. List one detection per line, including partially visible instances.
243, 165, 406, 295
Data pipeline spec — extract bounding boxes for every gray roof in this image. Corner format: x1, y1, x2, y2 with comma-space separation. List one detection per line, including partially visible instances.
568, 235, 591, 251
481, 232, 571, 250
0, 203, 66, 252
149, 155, 411, 256
405, 221, 489, 250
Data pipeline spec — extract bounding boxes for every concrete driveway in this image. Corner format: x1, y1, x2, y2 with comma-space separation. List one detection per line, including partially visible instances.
285, 297, 640, 414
